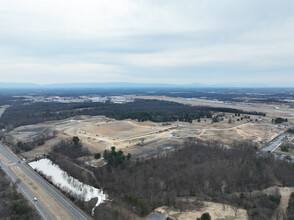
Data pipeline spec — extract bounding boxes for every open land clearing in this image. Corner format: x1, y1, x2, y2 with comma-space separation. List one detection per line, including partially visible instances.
153, 202, 248, 220
152, 186, 294, 220
6, 111, 285, 162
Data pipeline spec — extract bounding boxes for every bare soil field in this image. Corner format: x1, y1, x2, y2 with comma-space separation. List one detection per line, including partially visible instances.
153, 202, 248, 220
192, 123, 283, 146
6, 111, 285, 161
9, 165, 75, 220
5, 95, 293, 161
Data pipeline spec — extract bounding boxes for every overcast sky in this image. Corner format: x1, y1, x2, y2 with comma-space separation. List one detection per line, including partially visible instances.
0, 0, 294, 85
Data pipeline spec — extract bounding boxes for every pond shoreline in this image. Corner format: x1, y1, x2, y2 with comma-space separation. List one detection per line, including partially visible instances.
29, 158, 108, 216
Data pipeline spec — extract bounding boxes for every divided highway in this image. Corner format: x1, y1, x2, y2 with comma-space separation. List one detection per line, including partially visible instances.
0, 142, 90, 220
260, 133, 294, 162
261, 134, 290, 153
0, 159, 53, 220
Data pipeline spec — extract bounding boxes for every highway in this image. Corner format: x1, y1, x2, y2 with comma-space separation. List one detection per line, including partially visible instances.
0, 159, 53, 220
0, 142, 90, 220
260, 133, 294, 162
261, 134, 294, 153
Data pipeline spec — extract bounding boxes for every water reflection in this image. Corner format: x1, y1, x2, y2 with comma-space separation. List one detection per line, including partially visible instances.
29, 158, 107, 215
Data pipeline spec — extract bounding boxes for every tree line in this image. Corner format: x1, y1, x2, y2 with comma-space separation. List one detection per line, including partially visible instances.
0, 99, 265, 129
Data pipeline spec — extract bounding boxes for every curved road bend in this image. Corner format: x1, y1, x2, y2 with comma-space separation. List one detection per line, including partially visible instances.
0, 142, 89, 220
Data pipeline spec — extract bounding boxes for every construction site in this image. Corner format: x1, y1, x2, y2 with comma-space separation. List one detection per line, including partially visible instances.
5, 108, 287, 165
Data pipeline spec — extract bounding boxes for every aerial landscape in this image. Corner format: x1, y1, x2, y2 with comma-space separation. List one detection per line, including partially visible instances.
1, 1, 294, 220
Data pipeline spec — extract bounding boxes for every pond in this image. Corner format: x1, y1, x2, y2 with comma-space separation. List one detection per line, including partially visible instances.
29, 158, 107, 216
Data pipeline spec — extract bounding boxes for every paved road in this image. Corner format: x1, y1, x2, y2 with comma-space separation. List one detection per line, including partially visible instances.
0, 142, 90, 220
0, 158, 53, 220
260, 133, 294, 162
261, 134, 294, 153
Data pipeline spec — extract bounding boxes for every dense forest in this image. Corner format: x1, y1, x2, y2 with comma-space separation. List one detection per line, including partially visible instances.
0, 94, 26, 106
287, 193, 294, 219
49, 139, 294, 220
148, 89, 294, 103
0, 99, 265, 129
0, 168, 40, 220
51, 139, 91, 159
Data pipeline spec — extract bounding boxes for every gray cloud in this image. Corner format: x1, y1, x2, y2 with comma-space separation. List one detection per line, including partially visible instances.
0, 0, 293, 85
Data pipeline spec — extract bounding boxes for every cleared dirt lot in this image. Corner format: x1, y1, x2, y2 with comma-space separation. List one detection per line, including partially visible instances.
154, 202, 248, 220
9, 165, 75, 220
10, 116, 181, 159
193, 123, 283, 146
6, 95, 293, 160
7, 111, 285, 160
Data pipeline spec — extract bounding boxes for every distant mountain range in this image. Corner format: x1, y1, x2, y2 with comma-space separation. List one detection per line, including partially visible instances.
0, 82, 293, 89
